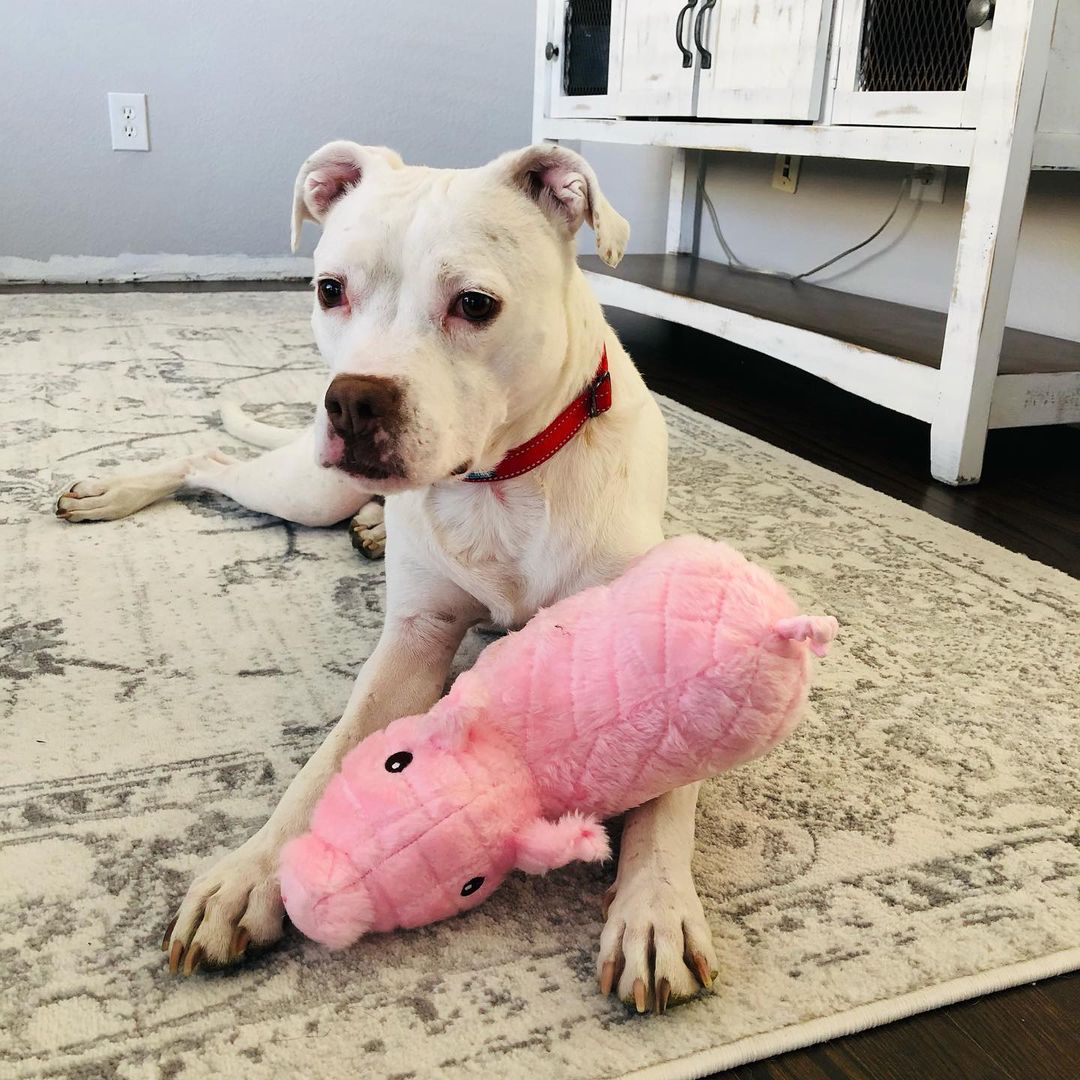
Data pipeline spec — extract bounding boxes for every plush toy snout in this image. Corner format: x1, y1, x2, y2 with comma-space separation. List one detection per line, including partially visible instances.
515, 812, 610, 875
279, 833, 374, 950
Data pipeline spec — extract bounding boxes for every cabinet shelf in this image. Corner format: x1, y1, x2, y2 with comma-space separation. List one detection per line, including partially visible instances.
582, 253, 1080, 429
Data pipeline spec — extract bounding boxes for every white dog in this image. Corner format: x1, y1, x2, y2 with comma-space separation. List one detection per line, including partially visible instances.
56, 142, 718, 1013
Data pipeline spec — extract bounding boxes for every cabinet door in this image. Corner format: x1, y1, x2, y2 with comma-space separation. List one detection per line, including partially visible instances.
608, 0, 698, 116
543, 0, 618, 119
693, 0, 834, 120
830, 0, 992, 128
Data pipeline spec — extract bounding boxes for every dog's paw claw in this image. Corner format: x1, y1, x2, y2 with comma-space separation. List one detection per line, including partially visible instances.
161, 915, 177, 952
182, 943, 204, 977
168, 939, 184, 975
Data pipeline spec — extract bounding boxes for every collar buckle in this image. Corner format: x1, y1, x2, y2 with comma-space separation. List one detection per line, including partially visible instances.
587, 369, 612, 419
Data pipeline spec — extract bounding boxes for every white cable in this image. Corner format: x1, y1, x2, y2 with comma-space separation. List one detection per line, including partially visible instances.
696, 174, 911, 283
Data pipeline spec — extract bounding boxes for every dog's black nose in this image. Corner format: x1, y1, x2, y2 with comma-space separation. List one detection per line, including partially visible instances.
324, 375, 402, 440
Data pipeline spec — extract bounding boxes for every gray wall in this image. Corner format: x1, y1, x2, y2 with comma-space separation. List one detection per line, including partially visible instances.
3, 2, 1076, 343
0, 1, 535, 260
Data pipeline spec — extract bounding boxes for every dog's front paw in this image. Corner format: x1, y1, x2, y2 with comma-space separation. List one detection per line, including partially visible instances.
162, 838, 284, 975
349, 497, 386, 560
597, 865, 717, 1015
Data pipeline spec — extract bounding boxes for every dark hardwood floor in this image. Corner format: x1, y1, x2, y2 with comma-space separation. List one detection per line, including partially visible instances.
610, 308, 1079, 575
607, 307, 1079, 1080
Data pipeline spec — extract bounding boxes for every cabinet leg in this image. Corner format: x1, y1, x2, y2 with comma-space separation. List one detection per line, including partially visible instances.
930, 417, 986, 486
665, 149, 688, 255
929, 0, 1055, 486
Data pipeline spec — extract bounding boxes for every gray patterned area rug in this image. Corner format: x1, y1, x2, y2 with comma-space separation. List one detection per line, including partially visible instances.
1, 290, 1078, 1080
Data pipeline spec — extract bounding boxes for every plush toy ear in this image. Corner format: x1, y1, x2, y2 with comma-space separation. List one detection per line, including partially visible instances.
426, 703, 485, 753
515, 812, 610, 875
291, 140, 405, 251
494, 144, 629, 267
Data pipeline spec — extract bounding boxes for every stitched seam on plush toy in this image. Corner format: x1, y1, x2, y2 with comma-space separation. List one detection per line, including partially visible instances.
571, 568, 724, 809
355, 788, 487, 888
561, 593, 624, 815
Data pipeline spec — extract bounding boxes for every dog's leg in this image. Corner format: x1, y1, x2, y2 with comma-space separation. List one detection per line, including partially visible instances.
597, 783, 718, 1014
56, 428, 372, 528
55, 452, 225, 522
161, 565, 482, 973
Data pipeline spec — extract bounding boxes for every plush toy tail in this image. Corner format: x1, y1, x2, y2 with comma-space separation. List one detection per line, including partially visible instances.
279, 833, 373, 950
774, 615, 839, 658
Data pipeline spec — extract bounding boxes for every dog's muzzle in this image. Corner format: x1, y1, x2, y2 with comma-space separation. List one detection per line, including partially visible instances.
322, 374, 405, 479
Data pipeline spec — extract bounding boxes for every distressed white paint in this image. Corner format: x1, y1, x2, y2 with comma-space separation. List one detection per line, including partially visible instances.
931, 0, 1058, 485
537, 115, 978, 165
989, 371, 1080, 428
584, 270, 941, 423
608, 0, 697, 117
532, 0, 555, 137
695, 0, 834, 121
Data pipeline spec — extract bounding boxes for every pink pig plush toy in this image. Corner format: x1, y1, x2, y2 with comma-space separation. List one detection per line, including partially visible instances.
279, 535, 837, 949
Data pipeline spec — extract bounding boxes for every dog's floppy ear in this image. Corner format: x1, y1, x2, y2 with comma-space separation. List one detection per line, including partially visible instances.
291, 140, 405, 252
496, 144, 629, 267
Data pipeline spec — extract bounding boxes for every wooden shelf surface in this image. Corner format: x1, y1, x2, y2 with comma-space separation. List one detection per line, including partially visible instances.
581, 254, 1080, 377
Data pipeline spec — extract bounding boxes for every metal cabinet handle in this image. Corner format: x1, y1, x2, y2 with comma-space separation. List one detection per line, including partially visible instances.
965, 0, 994, 29
694, 0, 717, 70
675, 0, 699, 68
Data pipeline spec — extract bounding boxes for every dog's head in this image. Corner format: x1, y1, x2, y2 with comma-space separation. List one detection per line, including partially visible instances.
291, 141, 628, 491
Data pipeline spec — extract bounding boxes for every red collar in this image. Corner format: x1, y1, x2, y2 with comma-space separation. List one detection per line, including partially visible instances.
463, 347, 612, 483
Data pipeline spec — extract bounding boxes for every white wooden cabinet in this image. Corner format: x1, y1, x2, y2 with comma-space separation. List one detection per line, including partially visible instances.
533, 0, 1080, 485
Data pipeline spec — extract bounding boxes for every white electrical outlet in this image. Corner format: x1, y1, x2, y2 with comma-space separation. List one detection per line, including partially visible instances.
771, 154, 801, 194
107, 93, 150, 151
910, 164, 946, 203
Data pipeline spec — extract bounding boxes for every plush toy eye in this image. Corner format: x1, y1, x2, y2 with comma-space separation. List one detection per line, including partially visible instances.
384, 751, 413, 773
460, 876, 485, 897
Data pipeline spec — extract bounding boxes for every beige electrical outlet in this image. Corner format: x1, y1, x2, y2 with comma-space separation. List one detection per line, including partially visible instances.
771, 154, 800, 194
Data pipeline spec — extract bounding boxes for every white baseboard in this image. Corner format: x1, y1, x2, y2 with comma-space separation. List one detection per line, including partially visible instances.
0, 253, 314, 284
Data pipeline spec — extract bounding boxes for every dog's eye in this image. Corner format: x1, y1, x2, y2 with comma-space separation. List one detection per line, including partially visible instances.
384, 751, 413, 773
317, 279, 344, 309
453, 291, 498, 324
460, 876, 484, 896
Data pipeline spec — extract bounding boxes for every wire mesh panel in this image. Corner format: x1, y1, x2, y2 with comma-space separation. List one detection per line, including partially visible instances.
858, 0, 975, 93
563, 0, 611, 96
